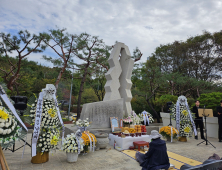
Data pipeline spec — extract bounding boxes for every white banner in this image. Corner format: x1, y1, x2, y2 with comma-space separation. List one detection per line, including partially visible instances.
170, 126, 178, 142
0, 85, 28, 131
176, 101, 180, 137
75, 137, 81, 154
85, 132, 92, 152
53, 94, 65, 143
142, 111, 149, 125
89, 133, 95, 152
185, 103, 197, 136
31, 92, 43, 157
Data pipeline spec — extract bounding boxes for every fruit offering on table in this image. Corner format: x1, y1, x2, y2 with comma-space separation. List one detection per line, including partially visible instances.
130, 125, 135, 129
123, 130, 130, 136
122, 127, 129, 132
141, 125, 147, 132
123, 130, 129, 134
129, 128, 135, 133
135, 125, 141, 133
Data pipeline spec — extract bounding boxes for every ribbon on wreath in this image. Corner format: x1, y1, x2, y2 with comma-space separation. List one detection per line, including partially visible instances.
142, 110, 149, 125
176, 102, 180, 137
84, 132, 93, 152
89, 133, 95, 152
75, 130, 82, 154
170, 126, 179, 142
31, 92, 44, 157
185, 103, 197, 136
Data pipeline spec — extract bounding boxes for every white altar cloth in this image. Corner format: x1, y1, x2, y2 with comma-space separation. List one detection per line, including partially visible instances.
109, 134, 151, 150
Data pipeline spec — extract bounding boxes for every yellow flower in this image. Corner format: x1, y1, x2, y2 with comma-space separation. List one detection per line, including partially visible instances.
50, 135, 59, 145
182, 110, 188, 116
184, 127, 191, 133
48, 108, 56, 118
0, 108, 9, 120
71, 116, 76, 121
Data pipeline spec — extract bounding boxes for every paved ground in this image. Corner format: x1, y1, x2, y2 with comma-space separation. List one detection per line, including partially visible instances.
166, 136, 222, 163
2, 134, 140, 170
2, 133, 222, 170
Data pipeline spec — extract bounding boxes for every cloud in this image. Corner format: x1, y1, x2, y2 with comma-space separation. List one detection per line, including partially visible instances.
1, 0, 222, 66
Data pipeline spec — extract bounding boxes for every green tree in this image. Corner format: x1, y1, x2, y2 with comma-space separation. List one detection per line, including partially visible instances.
198, 92, 222, 115
0, 30, 47, 93
155, 95, 178, 112
72, 34, 111, 119
42, 28, 86, 89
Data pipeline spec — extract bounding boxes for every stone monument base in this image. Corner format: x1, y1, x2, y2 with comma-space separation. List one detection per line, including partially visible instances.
80, 99, 124, 128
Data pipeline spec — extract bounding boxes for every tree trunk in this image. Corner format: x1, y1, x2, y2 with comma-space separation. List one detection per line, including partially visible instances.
7, 56, 22, 92
76, 68, 88, 119
146, 99, 160, 123
55, 61, 67, 89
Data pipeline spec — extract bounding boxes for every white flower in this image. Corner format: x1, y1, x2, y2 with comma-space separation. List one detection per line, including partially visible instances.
0, 128, 3, 134
0, 123, 4, 128
3, 130, 7, 135
7, 129, 11, 134
39, 143, 42, 147
5, 123, 10, 127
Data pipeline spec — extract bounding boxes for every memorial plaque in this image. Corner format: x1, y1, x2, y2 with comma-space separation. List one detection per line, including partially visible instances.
80, 99, 124, 128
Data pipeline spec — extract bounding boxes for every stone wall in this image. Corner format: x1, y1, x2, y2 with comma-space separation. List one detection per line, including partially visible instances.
80, 99, 124, 128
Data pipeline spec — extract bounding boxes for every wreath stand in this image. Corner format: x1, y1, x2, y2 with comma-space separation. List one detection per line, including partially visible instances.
0, 146, 10, 170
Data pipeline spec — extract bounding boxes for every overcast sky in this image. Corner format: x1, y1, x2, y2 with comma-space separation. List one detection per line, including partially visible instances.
1, 0, 222, 67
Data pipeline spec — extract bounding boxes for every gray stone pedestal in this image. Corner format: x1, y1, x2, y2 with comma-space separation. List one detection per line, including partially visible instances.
80, 99, 124, 128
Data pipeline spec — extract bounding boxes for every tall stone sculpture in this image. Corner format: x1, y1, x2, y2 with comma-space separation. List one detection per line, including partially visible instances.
103, 42, 134, 116
80, 42, 134, 128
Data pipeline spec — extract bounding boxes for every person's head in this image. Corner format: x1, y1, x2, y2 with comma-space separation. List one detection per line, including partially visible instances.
195, 100, 200, 107
220, 100, 222, 106
150, 130, 162, 140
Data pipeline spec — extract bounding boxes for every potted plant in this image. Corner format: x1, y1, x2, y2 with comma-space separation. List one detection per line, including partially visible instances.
159, 126, 178, 142
73, 118, 90, 132
62, 130, 84, 163
81, 132, 97, 154
123, 116, 132, 128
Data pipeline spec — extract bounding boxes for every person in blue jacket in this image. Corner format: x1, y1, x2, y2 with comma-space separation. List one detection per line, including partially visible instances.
136, 130, 170, 170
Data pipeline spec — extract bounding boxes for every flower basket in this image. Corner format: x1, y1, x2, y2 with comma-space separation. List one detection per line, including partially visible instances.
159, 126, 179, 141
31, 151, 49, 164
66, 152, 78, 163
178, 136, 187, 142
62, 130, 84, 160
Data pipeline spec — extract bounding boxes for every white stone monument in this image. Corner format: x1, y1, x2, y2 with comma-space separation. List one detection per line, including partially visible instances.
80, 42, 134, 128
103, 42, 134, 116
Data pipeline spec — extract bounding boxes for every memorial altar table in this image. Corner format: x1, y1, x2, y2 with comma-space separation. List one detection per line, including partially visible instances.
109, 134, 151, 150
